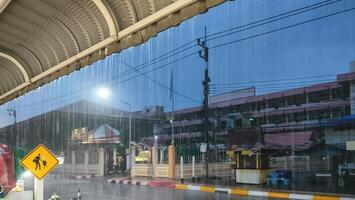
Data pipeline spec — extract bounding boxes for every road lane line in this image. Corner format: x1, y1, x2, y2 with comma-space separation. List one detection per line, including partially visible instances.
230, 189, 249, 196
268, 192, 290, 199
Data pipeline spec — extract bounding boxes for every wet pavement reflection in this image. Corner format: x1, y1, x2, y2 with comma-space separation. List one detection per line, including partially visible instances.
42, 177, 281, 200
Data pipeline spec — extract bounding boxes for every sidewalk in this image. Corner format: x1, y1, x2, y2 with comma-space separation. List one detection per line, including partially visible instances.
108, 177, 355, 200
0, 191, 33, 200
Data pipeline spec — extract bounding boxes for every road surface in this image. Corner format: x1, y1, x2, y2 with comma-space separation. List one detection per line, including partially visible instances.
41, 177, 284, 200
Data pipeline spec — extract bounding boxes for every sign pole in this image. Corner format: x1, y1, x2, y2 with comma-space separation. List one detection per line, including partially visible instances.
20, 144, 59, 200
34, 178, 43, 200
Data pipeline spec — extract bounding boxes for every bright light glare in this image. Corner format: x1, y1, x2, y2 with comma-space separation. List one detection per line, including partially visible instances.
97, 87, 110, 99
22, 170, 32, 178
154, 135, 158, 140
56, 156, 64, 165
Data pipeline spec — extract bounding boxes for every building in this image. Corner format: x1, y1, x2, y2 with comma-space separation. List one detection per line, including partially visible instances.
147, 63, 355, 175
0, 100, 159, 152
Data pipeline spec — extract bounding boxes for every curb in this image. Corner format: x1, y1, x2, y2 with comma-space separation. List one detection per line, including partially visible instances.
108, 179, 149, 186
175, 184, 355, 200
108, 178, 355, 200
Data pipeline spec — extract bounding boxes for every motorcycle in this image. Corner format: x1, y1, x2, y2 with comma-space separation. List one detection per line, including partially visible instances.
70, 188, 83, 200
48, 188, 83, 200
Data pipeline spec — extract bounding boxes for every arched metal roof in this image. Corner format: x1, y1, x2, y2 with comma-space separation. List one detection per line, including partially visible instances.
0, 0, 224, 104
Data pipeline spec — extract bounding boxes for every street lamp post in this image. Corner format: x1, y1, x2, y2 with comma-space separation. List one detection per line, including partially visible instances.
119, 100, 132, 160
118, 100, 133, 173
7, 108, 17, 146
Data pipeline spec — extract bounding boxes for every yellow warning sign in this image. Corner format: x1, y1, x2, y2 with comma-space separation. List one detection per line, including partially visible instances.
20, 144, 59, 180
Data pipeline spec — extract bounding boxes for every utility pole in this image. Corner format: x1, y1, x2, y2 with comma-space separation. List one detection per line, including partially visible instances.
7, 108, 17, 146
198, 26, 210, 180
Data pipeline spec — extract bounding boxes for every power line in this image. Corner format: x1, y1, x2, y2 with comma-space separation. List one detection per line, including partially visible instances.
112, 60, 201, 103
110, 0, 284, 80
111, 51, 198, 85
209, 7, 355, 50
206, 0, 341, 41
111, 0, 341, 81
111, 7, 354, 87
112, 43, 198, 80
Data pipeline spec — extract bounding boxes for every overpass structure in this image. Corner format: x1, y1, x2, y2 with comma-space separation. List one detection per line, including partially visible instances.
0, 0, 224, 105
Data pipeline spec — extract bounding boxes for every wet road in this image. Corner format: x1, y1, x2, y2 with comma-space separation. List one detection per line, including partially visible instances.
41, 177, 282, 200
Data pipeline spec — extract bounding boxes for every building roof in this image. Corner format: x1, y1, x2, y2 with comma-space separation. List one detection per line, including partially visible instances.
58, 100, 129, 118
86, 124, 120, 144
168, 72, 355, 115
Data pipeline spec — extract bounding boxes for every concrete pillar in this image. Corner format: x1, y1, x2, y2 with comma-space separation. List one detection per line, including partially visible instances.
192, 156, 195, 182
71, 151, 76, 174
113, 147, 117, 166
152, 145, 158, 178
168, 145, 176, 179
130, 146, 136, 178
160, 148, 164, 164
98, 148, 105, 176
180, 156, 184, 183
84, 151, 89, 174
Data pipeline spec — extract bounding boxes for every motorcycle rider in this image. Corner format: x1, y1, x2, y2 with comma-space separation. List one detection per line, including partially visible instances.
71, 188, 83, 200
49, 192, 60, 200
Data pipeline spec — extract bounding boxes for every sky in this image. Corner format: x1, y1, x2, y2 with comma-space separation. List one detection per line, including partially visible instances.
0, 0, 354, 127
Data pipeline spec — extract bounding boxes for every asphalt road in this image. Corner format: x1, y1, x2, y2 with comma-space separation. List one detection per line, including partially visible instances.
41, 177, 283, 200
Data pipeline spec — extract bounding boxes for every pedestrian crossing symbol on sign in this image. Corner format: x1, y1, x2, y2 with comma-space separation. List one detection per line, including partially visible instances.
20, 144, 59, 180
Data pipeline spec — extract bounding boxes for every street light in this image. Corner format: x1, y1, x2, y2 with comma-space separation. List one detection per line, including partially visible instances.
97, 87, 110, 99
95, 87, 132, 171
154, 135, 158, 146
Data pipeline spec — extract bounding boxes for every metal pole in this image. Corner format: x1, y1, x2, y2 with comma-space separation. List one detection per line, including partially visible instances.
34, 178, 43, 200
180, 156, 184, 183
129, 106, 132, 151
198, 26, 210, 180
114, 99, 132, 172
127, 104, 132, 175
192, 155, 195, 183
